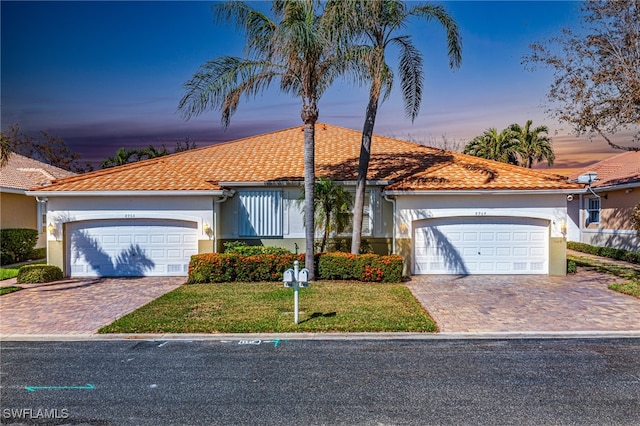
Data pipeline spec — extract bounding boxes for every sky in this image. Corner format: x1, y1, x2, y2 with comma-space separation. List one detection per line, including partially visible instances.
0, 0, 628, 170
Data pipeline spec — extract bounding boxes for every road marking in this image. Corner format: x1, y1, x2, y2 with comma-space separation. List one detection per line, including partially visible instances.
237, 339, 281, 348
25, 384, 95, 392
157, 341, 168, 348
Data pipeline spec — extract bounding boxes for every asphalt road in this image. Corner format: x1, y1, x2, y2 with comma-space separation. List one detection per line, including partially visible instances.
1, 338, 639, 425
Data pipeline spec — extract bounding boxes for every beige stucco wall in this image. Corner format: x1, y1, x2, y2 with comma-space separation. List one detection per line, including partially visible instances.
600, 189, 640, 231
1, 192, 37, 229
548, 237, 567, 276
1, 192, 47, 248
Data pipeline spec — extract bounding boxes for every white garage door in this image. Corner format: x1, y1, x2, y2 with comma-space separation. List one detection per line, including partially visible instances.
67, 219, 198, 277
414, 217, 549, 275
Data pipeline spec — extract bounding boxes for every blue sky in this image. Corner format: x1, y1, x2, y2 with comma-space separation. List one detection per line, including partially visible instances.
1, 1, 622, 169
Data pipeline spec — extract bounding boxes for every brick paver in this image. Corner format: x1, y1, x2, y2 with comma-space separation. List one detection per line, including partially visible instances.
0, 277, 183, 335
406, 269, 640, 332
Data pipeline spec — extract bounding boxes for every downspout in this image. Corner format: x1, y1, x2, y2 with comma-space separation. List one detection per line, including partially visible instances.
383, 194, 397, 254
579, 193, 584, 243
213, 190, 235, 253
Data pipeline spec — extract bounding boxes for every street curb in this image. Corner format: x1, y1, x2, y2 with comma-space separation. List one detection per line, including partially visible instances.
2, 331, 640, 342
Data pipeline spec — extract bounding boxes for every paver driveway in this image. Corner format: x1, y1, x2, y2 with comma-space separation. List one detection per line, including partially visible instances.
407, 269, 640, 332
0, 277, 183, 335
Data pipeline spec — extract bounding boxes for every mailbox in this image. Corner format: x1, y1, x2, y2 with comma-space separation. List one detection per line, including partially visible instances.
298, 268, 309, 288
283, 269, 295, 288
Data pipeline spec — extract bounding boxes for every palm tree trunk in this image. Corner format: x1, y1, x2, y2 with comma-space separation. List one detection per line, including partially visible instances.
302, 105, 317, 280
351, 83, 380, 254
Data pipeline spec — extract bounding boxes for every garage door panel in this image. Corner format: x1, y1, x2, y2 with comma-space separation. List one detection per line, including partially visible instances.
68, 219, 197, 277
413, 217, 549, 275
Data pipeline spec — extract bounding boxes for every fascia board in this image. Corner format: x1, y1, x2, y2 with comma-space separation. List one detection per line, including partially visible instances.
383, 189, 580, 196
26, 190, 226, 197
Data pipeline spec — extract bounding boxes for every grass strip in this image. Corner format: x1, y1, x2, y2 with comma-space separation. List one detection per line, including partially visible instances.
99, 281, 437, 334
569, 255, 640, 299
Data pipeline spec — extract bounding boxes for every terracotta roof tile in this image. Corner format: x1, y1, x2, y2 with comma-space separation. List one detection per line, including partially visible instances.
570, 151, 640, 188
0, 153, 75, 191
34, 123, 580, 193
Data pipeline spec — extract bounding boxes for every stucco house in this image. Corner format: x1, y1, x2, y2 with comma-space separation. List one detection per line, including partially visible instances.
566, 151, 640, 251
28, 123, 580, 277
1, 153, 75, 249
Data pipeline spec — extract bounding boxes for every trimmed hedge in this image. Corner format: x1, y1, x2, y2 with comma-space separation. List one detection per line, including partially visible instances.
567, 241, 640, 264
17, 265, 63, 284
187, 252, 404, 283
188, 253, 305, 284
1, 228, 38, 265
223, 241, 292, 256
319, 252, 403, 283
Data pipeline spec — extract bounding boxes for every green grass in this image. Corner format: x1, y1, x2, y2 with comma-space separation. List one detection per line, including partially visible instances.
0, 286, 21, 296
0, 260, 46, 281
568, 255, 640, 299
99, 281, 438, 334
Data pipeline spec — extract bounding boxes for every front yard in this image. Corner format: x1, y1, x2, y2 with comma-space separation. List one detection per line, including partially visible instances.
99, 281, 438, 334
569, 255, 640, 299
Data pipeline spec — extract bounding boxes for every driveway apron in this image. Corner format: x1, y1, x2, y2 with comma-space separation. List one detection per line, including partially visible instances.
406, 269, 640, 332
0, 277, 183, 335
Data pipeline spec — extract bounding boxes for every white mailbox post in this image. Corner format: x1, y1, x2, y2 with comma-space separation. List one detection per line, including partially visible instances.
282, 260, 309, 324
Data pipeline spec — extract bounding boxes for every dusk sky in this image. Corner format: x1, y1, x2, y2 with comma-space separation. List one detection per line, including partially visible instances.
1, 1, 626, 170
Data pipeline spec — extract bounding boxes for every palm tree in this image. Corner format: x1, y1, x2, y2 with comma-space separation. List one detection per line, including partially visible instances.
301, 177, 353, 252
334, 0, 463, 254
463, 128, 522, 165
509, 120, 555, 168
100, 147, 138, 169
136, 144, 170, 161
177, 1, 349, 280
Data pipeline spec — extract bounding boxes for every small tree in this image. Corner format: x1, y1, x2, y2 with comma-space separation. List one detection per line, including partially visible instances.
2, 123, 92, 173
300, 178, 353, 252
524, 0, 640, 150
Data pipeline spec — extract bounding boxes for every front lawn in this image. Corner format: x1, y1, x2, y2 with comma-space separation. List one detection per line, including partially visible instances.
569, 255, 640, 299
99, 282, 437, 334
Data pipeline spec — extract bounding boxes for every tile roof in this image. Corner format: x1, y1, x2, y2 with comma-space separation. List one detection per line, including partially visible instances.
1, 153, 75, 191
570, 151, 640, 188
33, 123, 580, 193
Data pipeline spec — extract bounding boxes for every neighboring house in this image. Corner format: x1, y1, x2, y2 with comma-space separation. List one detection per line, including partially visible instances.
28, 124, 580, 278
566, 151, 640, 251
1, 153, 75, 249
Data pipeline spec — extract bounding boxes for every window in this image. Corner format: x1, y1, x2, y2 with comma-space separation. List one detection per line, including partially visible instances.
587, 197, 600, 223
37, 200, 47, 233
238, 190, 282, 237
343, 190, 371, 236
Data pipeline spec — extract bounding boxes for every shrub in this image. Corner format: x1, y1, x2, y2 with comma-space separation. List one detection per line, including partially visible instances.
188, 253, 304, 283
567, 241, 640, 264
567, 260, 577, 274
0, 229, 39, 265
223, 241, 292, 256
16, 265, 63, 284
29, 247, 47, 260
319, 252, 403, 283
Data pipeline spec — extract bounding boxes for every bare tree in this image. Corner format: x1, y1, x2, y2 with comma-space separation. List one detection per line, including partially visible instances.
524, 0, 639, 151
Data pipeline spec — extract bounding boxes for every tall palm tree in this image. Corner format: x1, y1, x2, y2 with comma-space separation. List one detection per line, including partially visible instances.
463, 128, 522, 165
100, 147, 138, 169
334, 0, 463, 254
509, 120, 555, 168
177, 1, 349, 279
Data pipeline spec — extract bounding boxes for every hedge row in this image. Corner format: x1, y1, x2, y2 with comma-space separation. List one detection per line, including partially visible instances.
318, 252, 403, 283
17, 265, 63, 284
188, 253, 306, 284
188, 252, 404, 284
567, 241, 640, 264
